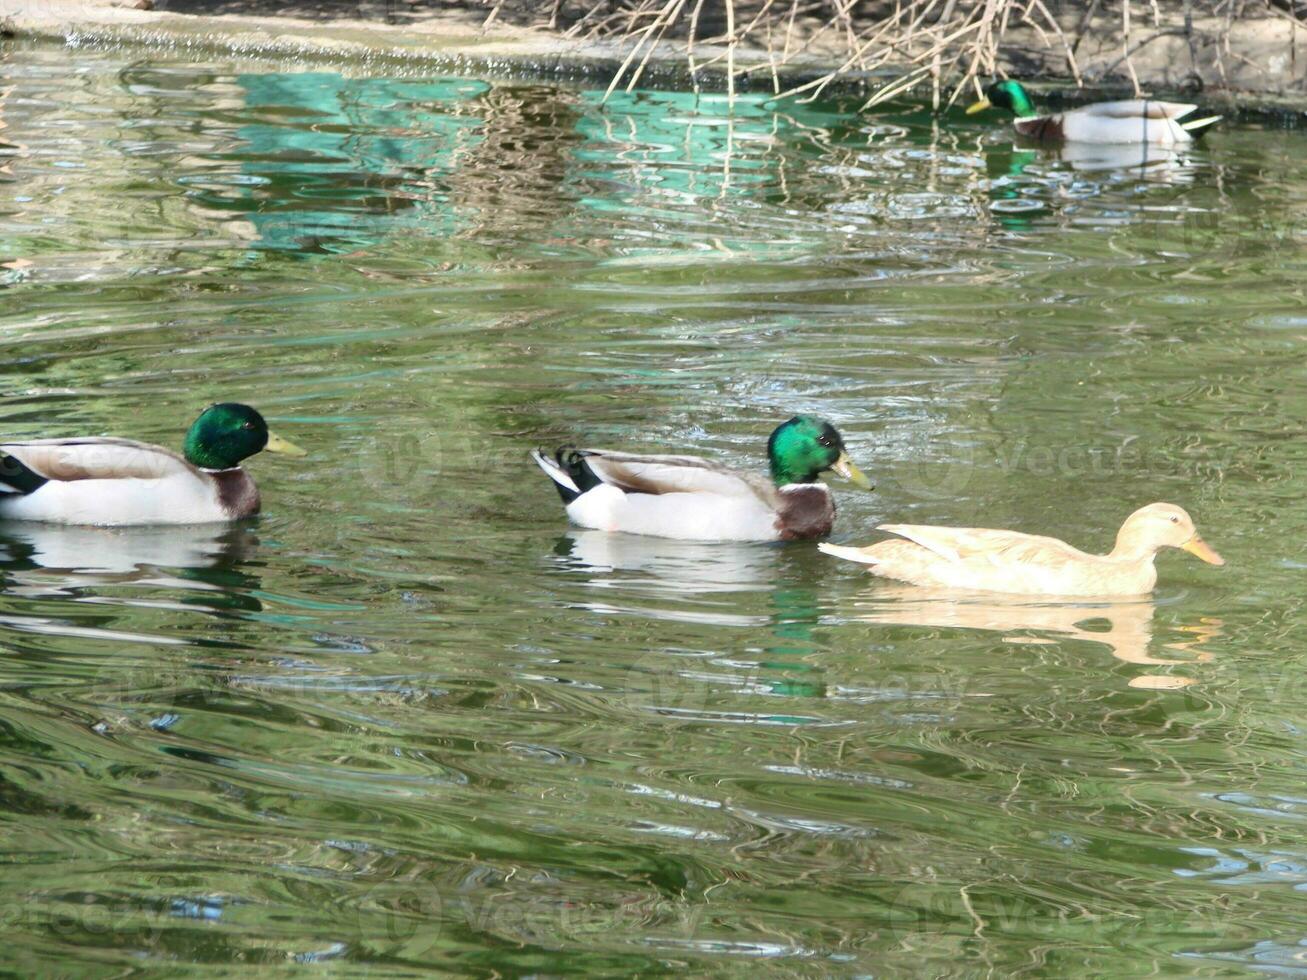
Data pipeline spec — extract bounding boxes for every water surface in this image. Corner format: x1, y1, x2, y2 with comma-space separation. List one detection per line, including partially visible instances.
1, 41, 1306, 975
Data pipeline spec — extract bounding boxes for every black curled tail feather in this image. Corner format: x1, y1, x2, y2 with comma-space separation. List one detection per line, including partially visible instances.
0, 451, 47, 494
531, 446, 602, 504
556, 447, 603, 502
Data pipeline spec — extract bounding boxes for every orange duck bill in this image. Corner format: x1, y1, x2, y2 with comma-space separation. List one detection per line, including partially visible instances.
1182, 534, 1225, 566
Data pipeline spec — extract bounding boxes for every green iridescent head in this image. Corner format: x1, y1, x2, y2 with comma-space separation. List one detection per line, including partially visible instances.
968, 79, 1037, 118
767, 416, 872, 490
183, 403, 305, 470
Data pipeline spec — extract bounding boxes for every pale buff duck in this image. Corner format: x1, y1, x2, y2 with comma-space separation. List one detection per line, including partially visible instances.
818, 502, 1224, 597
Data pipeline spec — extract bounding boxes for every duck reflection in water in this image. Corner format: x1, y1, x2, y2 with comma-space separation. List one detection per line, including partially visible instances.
556, 529, 786, 599
557, 530, 830, 706
986, 143, 1195, 233
0, 522, 263, 610
1053, 140, 1193, 176
848, 585, 1222, 688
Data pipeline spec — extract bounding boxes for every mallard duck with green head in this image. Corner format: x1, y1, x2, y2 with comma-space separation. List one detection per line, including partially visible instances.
968, 79, 1221, 145
531, 416, 872, 541
0, 403, 305, 526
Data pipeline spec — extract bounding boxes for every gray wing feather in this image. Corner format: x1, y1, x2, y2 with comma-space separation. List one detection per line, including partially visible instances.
0, 438, 198, 482
580, 450, 780, 507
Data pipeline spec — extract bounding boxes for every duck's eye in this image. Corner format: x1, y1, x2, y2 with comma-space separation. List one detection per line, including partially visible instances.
818, 436, 833, 447
242, 421, 256, 430
1169, 515, 1180, 523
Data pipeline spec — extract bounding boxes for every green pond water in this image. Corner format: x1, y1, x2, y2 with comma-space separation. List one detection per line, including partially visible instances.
1, 40, 1306, 976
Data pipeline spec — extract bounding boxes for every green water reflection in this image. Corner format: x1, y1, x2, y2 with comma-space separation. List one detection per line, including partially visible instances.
0, 42, 1305, 975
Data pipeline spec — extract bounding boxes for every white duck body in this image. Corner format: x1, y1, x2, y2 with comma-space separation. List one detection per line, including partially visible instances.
0, 438, 258, 526
1017, 100, 1213, 146
532, 449, 836, 542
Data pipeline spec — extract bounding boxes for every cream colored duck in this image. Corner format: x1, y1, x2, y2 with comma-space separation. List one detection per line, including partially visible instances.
967, 80, 1221, 146
531, 415, 872, 542
818, 503, 1224, 596
0, 403, 305, 526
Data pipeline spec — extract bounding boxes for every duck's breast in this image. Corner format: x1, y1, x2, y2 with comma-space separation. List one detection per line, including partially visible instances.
774, 484, 836, 541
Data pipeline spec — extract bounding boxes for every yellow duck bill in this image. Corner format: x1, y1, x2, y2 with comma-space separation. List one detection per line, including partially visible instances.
265, 431, 308, 457
831, 452, 873, 490
1182, 534, 1224, 566
966, 97, 992, 115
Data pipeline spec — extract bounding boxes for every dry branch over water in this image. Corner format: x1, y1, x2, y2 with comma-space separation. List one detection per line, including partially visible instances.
5, 0, 1304, 107
473, 0, 1307, 105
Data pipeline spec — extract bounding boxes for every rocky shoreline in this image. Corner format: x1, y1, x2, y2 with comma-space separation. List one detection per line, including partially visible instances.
2, 0, 1305, 117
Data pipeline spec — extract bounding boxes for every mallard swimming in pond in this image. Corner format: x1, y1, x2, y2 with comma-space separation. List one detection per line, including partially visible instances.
0, 403, 306, 526
967, 80, 1221, 146
818, 502, 1224, 596
531, 416, 872, 542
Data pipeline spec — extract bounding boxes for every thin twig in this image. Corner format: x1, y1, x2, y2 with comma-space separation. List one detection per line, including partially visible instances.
481, 0, 505, 31
601, 0, 683, 99
1092, 27, 1188, 80
1122, 0, 1144, 95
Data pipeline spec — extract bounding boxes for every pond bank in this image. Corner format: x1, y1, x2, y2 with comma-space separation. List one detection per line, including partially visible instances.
1, 0, 1305, 116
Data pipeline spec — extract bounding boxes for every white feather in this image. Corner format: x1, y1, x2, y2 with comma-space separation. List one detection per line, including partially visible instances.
565, 484, 779, 541
817, 542, 879, 565
530, 449, 579, 494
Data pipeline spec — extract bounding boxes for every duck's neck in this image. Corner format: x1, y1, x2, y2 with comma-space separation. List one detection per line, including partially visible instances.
1009, 88, 1037, 118
769, 460, 819, 488
1109, 527, 1159, 564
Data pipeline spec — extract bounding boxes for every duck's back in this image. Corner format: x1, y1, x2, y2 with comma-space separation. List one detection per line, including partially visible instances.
0, 438, 241, 525
866, 524, 1154, 595
1034, 100, 1197, 145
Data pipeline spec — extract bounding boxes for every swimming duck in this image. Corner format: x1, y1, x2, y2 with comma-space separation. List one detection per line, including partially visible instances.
818, 502, 1224, 596
967, 80, 1221, 145
531, 415, 872, 541
0, 403, 306, 526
